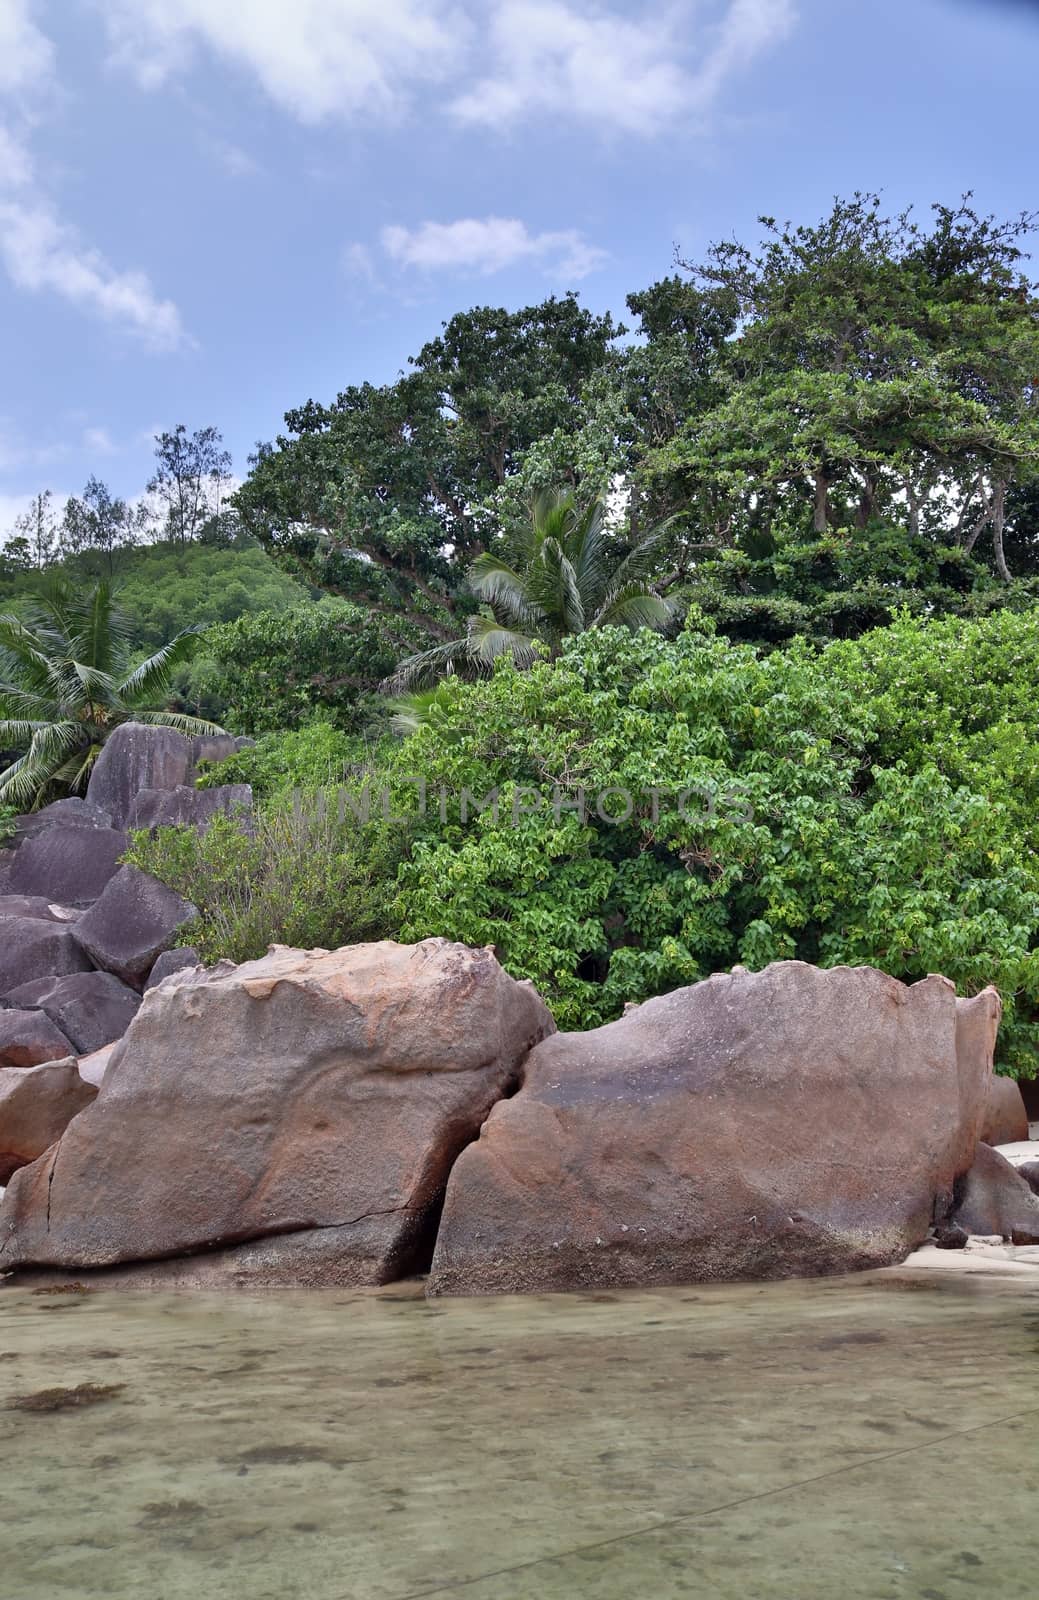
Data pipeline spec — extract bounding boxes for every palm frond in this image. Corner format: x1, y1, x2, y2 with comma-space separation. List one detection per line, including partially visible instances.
0, 722, 88, 807
470, 554, 545, 630
384, 637, 474, 694
467, 614, 541, 670
132, 710, 226, 736
595, 582, 675, 633
118, 629, 205, 703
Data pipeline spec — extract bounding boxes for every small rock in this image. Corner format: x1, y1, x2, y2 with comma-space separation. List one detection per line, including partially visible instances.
949, 1143, 1039, 1242
144, 948, 202, 991
127, 784, 251, 832
933, 1223, 969, 1250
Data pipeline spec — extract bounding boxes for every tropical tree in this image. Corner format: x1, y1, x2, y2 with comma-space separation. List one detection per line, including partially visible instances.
234, 296, 622, 647
0, 578, 223, 809
391, 489, 674, 693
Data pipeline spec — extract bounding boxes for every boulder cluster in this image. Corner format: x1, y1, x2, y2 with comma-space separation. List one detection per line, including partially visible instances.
0, 723, 251, 1181
1, 920, 1034, 1292
1, 723, 1035, 1294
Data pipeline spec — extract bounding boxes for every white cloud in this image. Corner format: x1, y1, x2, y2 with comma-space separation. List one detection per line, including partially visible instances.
99, 0, 795, 137
206, 137, 260, 179
82, 425, 117, 454
101, 0, 465, 122
0, 0, 53, 97
0, 198, 187, 350
0, 5, 188, 349
380, 216, 607, 279
342, 240, 377, 281
0, 122, 31, 187
450, 0, 796, 136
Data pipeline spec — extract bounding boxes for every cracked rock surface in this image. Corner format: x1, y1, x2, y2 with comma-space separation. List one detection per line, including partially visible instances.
0, 938, 554, 1285
428, 962, 1001, 1296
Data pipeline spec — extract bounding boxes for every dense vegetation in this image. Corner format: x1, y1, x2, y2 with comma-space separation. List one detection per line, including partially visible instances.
0, 580, 219, 808
130, 607, 1039, 1074
11, 195, 1039, 1072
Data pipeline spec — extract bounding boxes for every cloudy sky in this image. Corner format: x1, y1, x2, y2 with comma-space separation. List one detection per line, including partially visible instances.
0, 0, 1036, 531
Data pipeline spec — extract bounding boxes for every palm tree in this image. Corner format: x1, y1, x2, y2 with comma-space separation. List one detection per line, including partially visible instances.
0, 577, 224, 809
391, 490, 674, 692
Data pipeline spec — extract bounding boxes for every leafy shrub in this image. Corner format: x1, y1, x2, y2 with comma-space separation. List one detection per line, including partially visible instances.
135, 607, 1039, 1076
196, 720, 390, 802
383, 620, 1039, 1071
0, 804, 15, 844
125, 806, 406, 965
205, 602, 408, 735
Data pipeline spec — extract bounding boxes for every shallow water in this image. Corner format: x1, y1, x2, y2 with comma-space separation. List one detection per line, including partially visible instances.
2, 1272, 1038, 1599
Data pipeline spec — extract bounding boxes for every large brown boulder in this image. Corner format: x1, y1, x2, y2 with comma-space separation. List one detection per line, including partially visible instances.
0, 1058, 97, 1185
7, 823, 128, 905
71, 865, 198, 987
979, 1074, 1029, 1147
948, 1143, 1039, 1244
0, 917, 92, 996
85, 723, 194, 829
4, 971, 140, 1055
0, 1008, 74, 1069
0, 939, 555, 1284
428, 963, 1000, 1296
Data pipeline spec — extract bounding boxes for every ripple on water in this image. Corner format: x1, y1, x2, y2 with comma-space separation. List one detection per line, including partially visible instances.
0, 1270, 1038, 1599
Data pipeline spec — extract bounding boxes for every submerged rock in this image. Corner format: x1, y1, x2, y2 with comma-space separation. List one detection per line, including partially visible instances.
0, 939, 555, 1285
0, 1058, 97, 1185
428, 962, 1000, 1296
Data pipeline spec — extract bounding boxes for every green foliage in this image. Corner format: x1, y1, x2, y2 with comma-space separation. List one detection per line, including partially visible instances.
0, 803, 15, 844
0, 577, 221, 808
393, 489, 673, 688
380, 618, 1039, 1072
204, 601, 406, 734
823, 606, 1039, 852
196, 720, 375, 801
0, 540, 308, 650
681, 521, 1010, 646
648, 195, 1039, 585
92, 541, 308, 649
125, 806, 404, 966
234, 295, 622, 643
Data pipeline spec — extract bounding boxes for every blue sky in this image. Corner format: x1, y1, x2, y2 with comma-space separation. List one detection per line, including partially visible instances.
1, 0, 1037, 535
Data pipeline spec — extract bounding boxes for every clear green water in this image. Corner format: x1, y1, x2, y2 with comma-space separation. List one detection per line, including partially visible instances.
2, 1272, 1038, 1599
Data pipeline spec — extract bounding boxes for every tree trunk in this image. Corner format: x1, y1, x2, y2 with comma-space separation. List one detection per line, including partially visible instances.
813, 469, 829, 535
991, 478, 1011, 583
